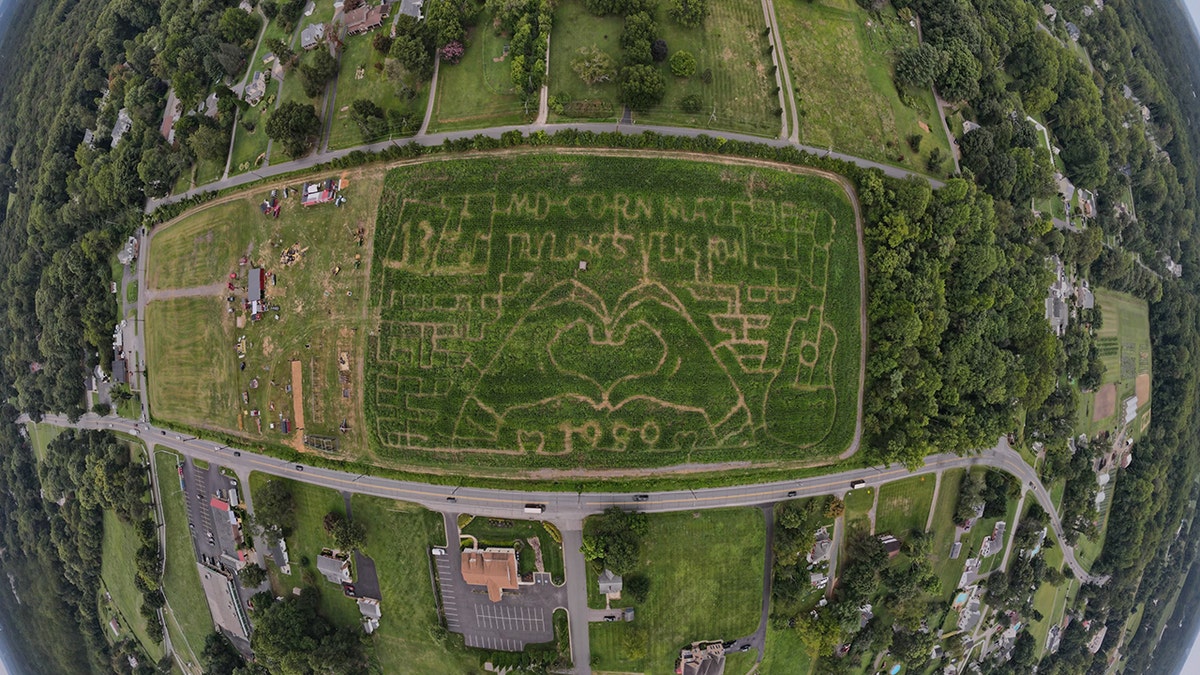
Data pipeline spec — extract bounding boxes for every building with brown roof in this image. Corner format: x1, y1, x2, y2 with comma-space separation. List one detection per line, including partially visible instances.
461, 547, 519, 602
345, 4, 387, 35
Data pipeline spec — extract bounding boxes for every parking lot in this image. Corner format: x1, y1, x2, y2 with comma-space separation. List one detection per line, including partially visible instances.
434, 516, 566, 652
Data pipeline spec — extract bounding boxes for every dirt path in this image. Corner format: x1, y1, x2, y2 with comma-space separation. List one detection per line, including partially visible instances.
867, 487, 879, 535
925, 471, 942, 532
290, 360, 306, 448
144, 282, 229, 303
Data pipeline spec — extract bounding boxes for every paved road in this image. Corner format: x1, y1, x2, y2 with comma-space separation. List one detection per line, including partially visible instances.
147, 119, 944, 212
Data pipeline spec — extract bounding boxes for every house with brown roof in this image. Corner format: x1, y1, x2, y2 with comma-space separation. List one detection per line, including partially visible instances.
461, 547, 519, 602
345, 3, 387, 35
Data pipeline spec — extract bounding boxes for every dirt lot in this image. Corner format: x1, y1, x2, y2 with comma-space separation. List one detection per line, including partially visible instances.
1093, 382, 1116, 422
1136, 373, 1151, 408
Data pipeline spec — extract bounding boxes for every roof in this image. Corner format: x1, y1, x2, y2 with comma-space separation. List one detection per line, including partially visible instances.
111, 354, 127, 383
679, 642, 726, 675
111, 108, 133, 148
461, 548, 518, 602
598, 568, 623, 593
398, 0, 424, 19
345, 4, 387, 34
878, 533, 901, 557
807, 537, 833, 564
1124, 396, 1138, 424
210, 497, 229, 512
245, 71, 267, 106
300, 23, 325, 49
353, 551, 382, 601
249, 268, 265, 301
950, 542, 962, 559
357, 597, 381, 619
316, 553, 351, 584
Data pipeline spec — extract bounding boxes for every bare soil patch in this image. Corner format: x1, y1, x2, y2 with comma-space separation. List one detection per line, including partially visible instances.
1093, 382, 1117, 422
1135, 373, 1150, 408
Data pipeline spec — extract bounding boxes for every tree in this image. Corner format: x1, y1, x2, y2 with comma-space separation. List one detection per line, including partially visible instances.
200, 632, 245, 675
935, 39, 980, 102
426, 0, 467, 47
572, 45, 617, 85
619, 64, 665, 111
250, 478, 298, 539
824, 497, 845, 519
238, 564, 268, 588
795, 612, 841, 657
621, 12, 659, 65
669, 50, 696, 77
669, 0, 709, 27
350, 98, 388, 140
219, 7, 261, 45
651, 38, 669, 63
299, 49, 338, 99
585, 506, 648, 575
894, 43, 946, 89
680, 93, 702, 113
390, 34, 433, 79
440, 41, 465, 64
266, 38, 295, 68
624, 573, 650, 602
372, 32, 394, 55
323, 512, 367, 551
188, 125, 230, 162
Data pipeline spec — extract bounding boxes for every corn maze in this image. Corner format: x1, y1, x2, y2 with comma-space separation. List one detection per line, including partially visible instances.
366, 155, 862, 470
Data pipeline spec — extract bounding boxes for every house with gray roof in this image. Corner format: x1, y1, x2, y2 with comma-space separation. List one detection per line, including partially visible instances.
598, 568, 623, 595
301, 23, 326, 50
317, 550, 351, 584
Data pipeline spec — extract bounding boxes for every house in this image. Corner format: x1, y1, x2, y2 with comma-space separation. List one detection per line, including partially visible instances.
461, 547, 518, 602
1065, 21, 1081, 41
109, 618, 120, 636
1042, 3, 1057, 21
300, 23, 326, 50
244, 71, 267, 106
950, 541, 962, 559
598, 568, 623, 595
317, 551, 352, 584
397, 0, 425, 19
1087, 625, 1108, 654
248, 267, 266, 302
807, 528, 833, 564
878, 533, 901, 558
345, 3, 387, 35
809, 571, 829, 589
358, 597, 381, 633
678, 641, 726, 675
111, 108, 133, 148
302, 179, 338, 206
111, 351, 128, 384
1163, 254, 1183, 278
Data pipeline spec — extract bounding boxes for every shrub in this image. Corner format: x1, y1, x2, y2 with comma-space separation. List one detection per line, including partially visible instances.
440, 41, 465, 64
651, 38, 668, 62
907, 133, 923, 152
669, 50, 696, 77
699, 68, 712, 84
680, 94, 703, 113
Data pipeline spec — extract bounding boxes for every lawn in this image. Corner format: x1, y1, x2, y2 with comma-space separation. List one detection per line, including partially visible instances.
155, 451, 215, 668
327, 33, 429, 150
100, 510, 165, 661
843, 484, 875, 539
228, 78, 279, 175
460, 515, 565, 583
760, 625, 814, 675
145, 170, 383, 455
351, 495, 481, 674
775, 0, 953, 174
546, 0, 623, 123
630, 0, 780, 137
26, 422, 64, 462
874, 474, 936, 538
929, 468, 966, 599
429, 15, 532, 132
586, 508, 764, 674
370, 153, 862, 472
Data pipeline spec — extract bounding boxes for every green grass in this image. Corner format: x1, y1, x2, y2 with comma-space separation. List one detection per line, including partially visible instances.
874, 474, 936, 538
351, 495, 482, 674
327, 34, 429, 150
929, 469, 966, 598
547, 1, 623, 123
155, 451, 215, 668
126, 280, 138, 306
843, 484, 875, 539
724, 650, 759, 674
369, 153, 862, 472
229, 79, 279, 175
429, 14, 532, 132
460, 515, 565, 583
100, 510, 165, 661
631, 0, 780, 136
145, 170, 383, 454
760, 624, 814, 675
775, 0, 952, 174
117, 392, 141, 420
26, 422, 64, 462
586, 508, 764, 674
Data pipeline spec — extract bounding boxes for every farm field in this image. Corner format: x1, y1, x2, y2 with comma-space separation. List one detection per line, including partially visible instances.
874, 473, 936, 539
630, 0, 780, 136
429, 16, 531, 132
586, 508, 764, 674
327, 33, 429, 150
369, 153, 862, 472
775, 0, 952, 174
100, 510, 165, 662
350, 495, 482, 674
1075, 288, 1151, 439
460, 515, 565, 583
546, 1, 623, 123
145, 171, 382, 454
155, 451, 215, 668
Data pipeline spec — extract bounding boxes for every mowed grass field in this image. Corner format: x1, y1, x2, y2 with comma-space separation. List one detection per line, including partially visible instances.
1075, 288, 1151, 439
429, 17, 532, 132
775, 0, 952, 173
155, 451, 215, 669
632, 0, 780, 136
369, 153, 862, 472
587, 508, 764, 674
547, 1, 623, 123
327, 33, 429, 150
874, 474, 936, 538
146, 171, 383, 456
929, 468, 967, 599
26, 422, 64, 462
351, 495, 481, 674
100, 510, 165, 661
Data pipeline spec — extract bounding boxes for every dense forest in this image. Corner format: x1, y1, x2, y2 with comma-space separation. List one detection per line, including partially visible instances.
0, 0, 1198, 672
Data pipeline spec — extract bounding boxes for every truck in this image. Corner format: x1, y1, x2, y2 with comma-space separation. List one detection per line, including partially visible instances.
524, 504, 546, 514
850, 479, 866, 489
